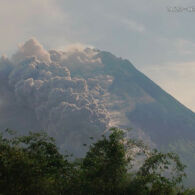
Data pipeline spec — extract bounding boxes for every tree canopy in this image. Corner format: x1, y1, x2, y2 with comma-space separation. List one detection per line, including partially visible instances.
0, 128, 193, 195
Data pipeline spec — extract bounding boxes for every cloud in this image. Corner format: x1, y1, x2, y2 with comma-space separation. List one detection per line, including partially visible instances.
12, 38, 51, 64
0, 39, 110, 156
57, 43, 95, 52
121, 19, 145, 33
0, 0, 68, 54
175, 39, 195, 55
49, 45, 103, 72
140, 61, 195, 111
0, 0, 194, 111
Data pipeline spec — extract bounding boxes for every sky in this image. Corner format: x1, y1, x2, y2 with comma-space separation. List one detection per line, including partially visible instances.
0, 0, 194, 112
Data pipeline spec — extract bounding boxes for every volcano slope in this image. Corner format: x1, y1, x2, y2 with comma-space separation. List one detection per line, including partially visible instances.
0, 39, 195, 184
52, 49, 195, 147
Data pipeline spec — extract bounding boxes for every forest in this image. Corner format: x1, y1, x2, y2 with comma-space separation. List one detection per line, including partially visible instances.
0, 127, 195, 195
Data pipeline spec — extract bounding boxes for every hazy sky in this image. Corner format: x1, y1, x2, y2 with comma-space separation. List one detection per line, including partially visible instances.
0, 0, 195, 111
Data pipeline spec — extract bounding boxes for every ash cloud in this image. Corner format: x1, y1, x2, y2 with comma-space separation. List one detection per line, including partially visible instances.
0, 38, 109, 156
12, 38, 51, 64
49, 45, 103, 73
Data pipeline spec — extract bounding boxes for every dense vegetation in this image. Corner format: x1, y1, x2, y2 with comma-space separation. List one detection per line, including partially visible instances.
0, 128, 194, 195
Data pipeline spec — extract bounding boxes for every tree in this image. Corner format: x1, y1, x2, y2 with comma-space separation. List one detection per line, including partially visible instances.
0, 129, 75, 194
129, 150, 186, 195
80, 127, 129, 194
79, 127, 187, 194
0, 128, 190, 195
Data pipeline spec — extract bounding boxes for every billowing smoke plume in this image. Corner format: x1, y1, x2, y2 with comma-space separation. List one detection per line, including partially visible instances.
12, 38, 51, 64
0, 39, 110, 156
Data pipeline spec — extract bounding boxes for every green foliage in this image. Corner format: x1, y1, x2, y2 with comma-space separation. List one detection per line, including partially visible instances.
0, 130, 76, 194
80, 128, 128, 194
163, 139, 195, 187
0, 128, 192, 194
129, 150, 186, 195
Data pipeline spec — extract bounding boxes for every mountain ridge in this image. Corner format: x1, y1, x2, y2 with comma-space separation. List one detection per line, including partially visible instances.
0, 39, 194, 162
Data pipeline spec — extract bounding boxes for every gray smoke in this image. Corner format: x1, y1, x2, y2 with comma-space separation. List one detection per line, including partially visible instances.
0, 39, 110, 156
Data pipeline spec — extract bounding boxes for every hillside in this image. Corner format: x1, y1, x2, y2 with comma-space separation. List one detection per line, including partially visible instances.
0, 39, 195, 184
51, 49, 195, 147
